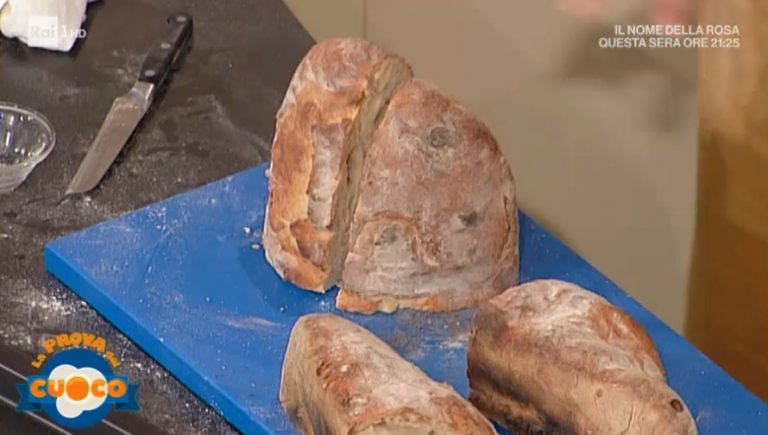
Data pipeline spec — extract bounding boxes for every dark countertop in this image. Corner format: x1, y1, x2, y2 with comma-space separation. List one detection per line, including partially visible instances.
0, 0, 313, 433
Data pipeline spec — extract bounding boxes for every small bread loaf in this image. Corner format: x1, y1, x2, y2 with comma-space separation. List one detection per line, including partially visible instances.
468, 279, 698, 435
263, 38, 413, 291
280, 314, 498, 435
338, 80, 518, 313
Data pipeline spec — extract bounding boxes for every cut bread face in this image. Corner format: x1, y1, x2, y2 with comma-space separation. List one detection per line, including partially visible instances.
280, 314, 498, 435
338, 80, 519, 314
263, 38, 413, 292
468, 280, 698, 435
324, 58, 413, 290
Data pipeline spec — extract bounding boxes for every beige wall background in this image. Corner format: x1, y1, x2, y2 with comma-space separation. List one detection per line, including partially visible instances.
283, 0, 698, 331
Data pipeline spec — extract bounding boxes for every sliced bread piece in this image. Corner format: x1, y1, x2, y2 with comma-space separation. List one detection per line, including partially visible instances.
468, 279, 698, 435
338, 79, 519, 313
280, 314, 497, 435
263, 38, 413, 291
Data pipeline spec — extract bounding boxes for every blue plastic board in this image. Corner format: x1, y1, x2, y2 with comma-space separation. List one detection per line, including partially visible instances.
44, 163, 768, 434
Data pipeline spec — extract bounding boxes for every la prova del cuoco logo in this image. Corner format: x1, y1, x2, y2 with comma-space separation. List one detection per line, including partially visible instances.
16, 332, 140, 429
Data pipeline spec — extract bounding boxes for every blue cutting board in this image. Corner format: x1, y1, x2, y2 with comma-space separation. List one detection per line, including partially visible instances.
44, 164, 768, 434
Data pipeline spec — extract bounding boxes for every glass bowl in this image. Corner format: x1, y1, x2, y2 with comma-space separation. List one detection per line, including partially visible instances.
0, 102, 56, 193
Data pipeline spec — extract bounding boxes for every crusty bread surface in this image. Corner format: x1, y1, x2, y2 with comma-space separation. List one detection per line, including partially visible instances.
468, 279, 698, 435
280, 314, 498, 435
338, 79, 519, 314
264, 38, 413, 292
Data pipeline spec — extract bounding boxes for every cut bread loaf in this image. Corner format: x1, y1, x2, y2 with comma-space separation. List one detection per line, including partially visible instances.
468, 279, 698, 435
280, 314, 498, 435
264, 38, 518, 310
338, 80, 519, 313
263, 38, 413, 291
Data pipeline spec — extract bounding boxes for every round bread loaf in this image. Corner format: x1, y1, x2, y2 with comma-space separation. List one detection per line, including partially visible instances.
338, 79, 519, 313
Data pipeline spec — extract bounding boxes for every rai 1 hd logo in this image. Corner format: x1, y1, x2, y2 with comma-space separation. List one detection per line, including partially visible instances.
16, 332, 140, 429
27, 15, 87, 48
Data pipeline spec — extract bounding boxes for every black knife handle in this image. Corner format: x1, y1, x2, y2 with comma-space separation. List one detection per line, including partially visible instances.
138, 13, 193, 87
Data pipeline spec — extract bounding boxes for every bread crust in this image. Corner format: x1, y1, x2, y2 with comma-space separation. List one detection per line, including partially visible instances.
338, 80, 519, 313
264, 38, 412, 292
280, 314, 497, 435
468, 280, 698, 435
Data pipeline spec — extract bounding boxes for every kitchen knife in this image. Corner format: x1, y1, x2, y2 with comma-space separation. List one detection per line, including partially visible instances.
66, 13, 193, 195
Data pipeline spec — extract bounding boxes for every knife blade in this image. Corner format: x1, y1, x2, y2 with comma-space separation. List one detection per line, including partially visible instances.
67, 13, 193, 195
